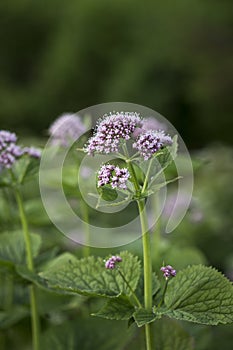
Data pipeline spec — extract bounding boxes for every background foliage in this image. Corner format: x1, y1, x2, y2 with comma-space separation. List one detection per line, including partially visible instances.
0, 0, 233, 148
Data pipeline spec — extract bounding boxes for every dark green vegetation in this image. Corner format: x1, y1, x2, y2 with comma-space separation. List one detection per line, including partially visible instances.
0, 0, 233, 148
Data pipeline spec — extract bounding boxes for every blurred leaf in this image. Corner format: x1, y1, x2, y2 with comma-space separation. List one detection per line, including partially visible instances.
163, 265, 233, 325
24, 198, 50, 226
0, 231, 41, 265
0, 169, 12, 188
0, 306, 29, 329
153, 317, 194, 349
161, 246, 207, 271
93, 295, 135, 320
41, 317, 134, 350
13, 155, 40, 184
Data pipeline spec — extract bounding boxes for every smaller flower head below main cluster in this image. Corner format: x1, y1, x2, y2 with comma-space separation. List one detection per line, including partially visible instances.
0, 130, 41, 169
49, 113, 86, 147
84, 111, 142, 155
133, 130, 173, 160
160, 265, 176, 279
105, 255, 122, 269
97, 164, 130, 190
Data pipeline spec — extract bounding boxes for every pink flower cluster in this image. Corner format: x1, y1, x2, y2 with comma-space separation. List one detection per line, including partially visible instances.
97, 164, 130, 190
160, 265, 176, 279
85, 111, 142, 155
133, 130, 172, 160
0, 130, 41, 169
105, 255, 122, 269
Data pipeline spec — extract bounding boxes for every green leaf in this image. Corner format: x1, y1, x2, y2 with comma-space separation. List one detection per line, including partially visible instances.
0, 169, 12, 188
41, 318, 134, 350
98, 186, 118, 201
148, 176, 182, 195
93, 295, 135, 320
134, 308, 159, 327
156, 135, 178, 170
163, 265, 233, 325
13, 155, 40, 184
138, 135, 178, 192
153, 317, 194, 350
0, 231, 41, 265
0, 306, 29, 329
38, 251, 141, 297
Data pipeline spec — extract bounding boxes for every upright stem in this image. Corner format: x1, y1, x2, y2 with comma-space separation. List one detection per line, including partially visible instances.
137, 199, 153, 350
14, 188, 40, 350
152, 193, 161, 261
80, 200, 90, 257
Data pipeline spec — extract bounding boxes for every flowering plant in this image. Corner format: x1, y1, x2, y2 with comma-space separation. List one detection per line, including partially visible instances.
0, 111, 233, 350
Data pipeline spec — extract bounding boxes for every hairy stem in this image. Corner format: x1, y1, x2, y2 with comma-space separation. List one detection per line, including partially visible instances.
14, 189, 40, 350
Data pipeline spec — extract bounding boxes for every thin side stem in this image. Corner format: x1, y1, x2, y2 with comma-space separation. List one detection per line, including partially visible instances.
122, 143, 141, 196
141, 158, 153, 194
137, 199, 153, 350
117, 269, 142, 308
14, 189, 40, 350
158, 280, 168, 308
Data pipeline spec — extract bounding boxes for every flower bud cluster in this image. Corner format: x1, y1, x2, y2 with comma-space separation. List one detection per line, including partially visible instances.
160, 265, 176, 279
105, 255, 122, 269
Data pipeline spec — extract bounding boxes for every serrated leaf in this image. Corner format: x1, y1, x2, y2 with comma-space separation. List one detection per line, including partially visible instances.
0, 231, 41, 265
134, 308, 159, 327
153, 317, 194, 350
38, 251, 141, 298
163, 265, 233, 325
93, 295, 135, 320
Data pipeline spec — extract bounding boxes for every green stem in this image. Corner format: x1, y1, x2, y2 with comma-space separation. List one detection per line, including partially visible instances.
141, 158, 153, 194
117, 269, 142, 308
80, 200, 91, 257
158, 280, 168, 308
4, 275, 14, 309
14, 188, 40, 350
122, 143, 141, 196
152, 193, 161, 261
137, 199, 153, 350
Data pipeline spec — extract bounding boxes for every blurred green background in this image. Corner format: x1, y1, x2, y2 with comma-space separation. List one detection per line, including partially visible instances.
0, 0, 233, 149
